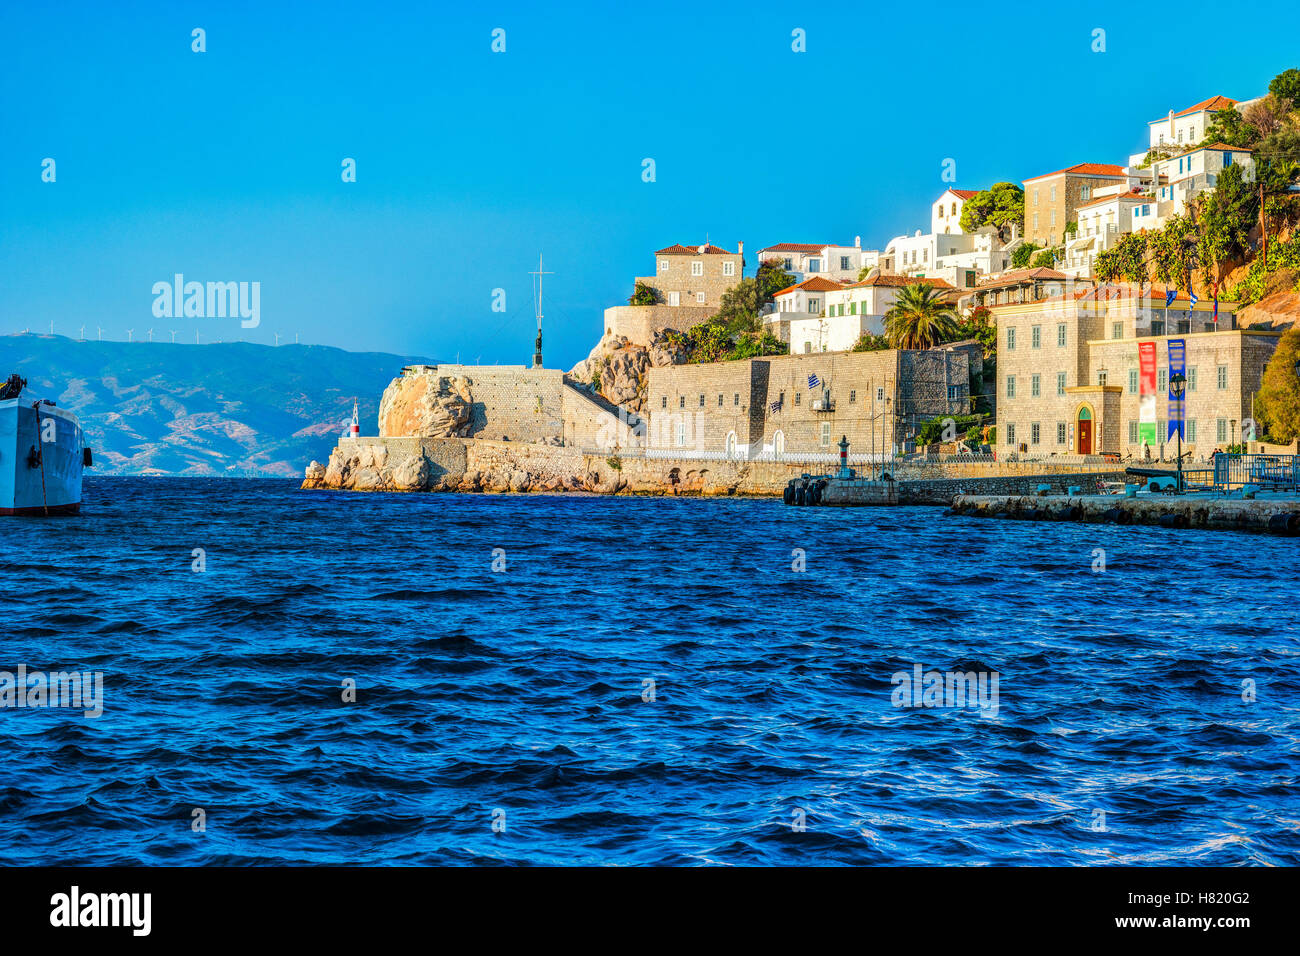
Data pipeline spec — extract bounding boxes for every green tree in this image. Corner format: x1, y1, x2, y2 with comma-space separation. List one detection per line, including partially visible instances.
628, 281, 660, 306
1011, 241, 1040, 270
1196, 163, 1258, 284
851, 332, 891, 352
756, 260, 797, 300
1201, 108, 1259, 148
1268, 67, 1300, 111
958, 182, 1025, 242
713, 278, 764, 334
1255, 327, 1300, 441
1149, 214, 1200, 290
727, 329, 786, 360
1094, 232, 1147, 285
1031, 247, 1061, 269
883, 284, 959, 350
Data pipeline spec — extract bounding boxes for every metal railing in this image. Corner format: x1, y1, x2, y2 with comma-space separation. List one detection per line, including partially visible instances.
1210, 453, 1300, 492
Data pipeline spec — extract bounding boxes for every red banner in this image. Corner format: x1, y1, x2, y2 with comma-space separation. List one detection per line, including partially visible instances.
1138, 341, 1156, 396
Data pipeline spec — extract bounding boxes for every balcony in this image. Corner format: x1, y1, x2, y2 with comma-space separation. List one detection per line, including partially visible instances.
811, 398, 835, 412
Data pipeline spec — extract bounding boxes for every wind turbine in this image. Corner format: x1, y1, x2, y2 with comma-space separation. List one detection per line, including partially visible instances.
79, 325, 85, 342
97, 327, 103, 341
274, 332, 281, 346
295, 332, 300, 344
49, 320, 54, 334
170, 330, 177, 343
126, 329, 134, 343
147, 328, 154, 343
196, 331, 201, 344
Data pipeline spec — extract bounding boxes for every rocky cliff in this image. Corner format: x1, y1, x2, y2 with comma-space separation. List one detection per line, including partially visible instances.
568, 329, 687, 412
377, 370, 473, 437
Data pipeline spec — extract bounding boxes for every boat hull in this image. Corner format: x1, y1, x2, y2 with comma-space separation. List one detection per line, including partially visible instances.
1, 399, 84, 515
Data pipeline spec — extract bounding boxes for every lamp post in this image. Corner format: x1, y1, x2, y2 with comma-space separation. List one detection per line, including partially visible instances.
1170, 371, 1186, 492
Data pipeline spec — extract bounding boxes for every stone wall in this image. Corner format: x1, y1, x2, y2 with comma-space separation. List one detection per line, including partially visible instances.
603, 305, 712, 345
899, 470, 1127, 504
645, 349, 970, 458
397, 364, 567, 444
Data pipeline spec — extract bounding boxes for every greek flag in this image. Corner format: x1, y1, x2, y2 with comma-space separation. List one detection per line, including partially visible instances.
1165, 288, 1176, 307
1189, 292, 1199, 309
769, 398, 783, 413
807, 373, 820, 390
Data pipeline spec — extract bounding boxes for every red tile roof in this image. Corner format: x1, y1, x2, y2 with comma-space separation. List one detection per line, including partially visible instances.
948, 189, 980, 200
1075, 190, 1150, 210
846, 274, 955, 290
975, 267, 1071, 289
758, 243, 829, 254
1149, 95, 1237, 123
655, 243, 735, 255
772, 277, 847, 296
1190, 142, 1254, 153
1023, 163, 1128, 183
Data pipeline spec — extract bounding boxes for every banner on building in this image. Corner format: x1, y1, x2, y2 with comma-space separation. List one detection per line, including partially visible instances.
1138, 341, 1157, 449
1167, 338, 1186, 441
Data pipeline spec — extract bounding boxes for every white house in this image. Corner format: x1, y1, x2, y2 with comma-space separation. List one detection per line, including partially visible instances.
788, 274, 956, 354
931, 188, 980, 235
1151, 143, 1255, 216
1062, 189, 1148, 277
766, 276, 845, 343
757, 241, 879, 284
1132, 94, 1262, 164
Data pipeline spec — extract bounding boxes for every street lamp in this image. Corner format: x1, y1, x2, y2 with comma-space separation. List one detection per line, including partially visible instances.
1170, 371, 1186, 492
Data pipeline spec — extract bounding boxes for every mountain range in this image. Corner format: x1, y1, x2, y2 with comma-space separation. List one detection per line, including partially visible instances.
0, 335, 434, 476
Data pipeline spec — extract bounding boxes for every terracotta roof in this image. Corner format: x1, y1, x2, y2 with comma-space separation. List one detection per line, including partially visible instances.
1075, 190, 1150, 210
948, 189, 980, 200
655, 243, 734, 255
991, 282, 1230, 309
772, 277, 847, 296
844, 274, 955, 290
1190, 142, 1253, 153
1149, 95, 1237, 123
975, 267, 1070, 289
1023, 163, 1128, 183
758, 243, 829, 254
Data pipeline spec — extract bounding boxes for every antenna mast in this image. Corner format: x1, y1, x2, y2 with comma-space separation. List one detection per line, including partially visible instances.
530, 253, 554, 369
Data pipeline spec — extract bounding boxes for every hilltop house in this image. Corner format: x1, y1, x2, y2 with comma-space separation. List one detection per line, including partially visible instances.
1062, 189, 1148, 277
1133, 144, 1257, 231
932, 188, 981, 235
789, 275, 958, 354
765, 276, 845, 344
756, 241, 879, 284
1135, 94, 1260, 163
635, 242, 745, 310
1022, 163, 1152, 246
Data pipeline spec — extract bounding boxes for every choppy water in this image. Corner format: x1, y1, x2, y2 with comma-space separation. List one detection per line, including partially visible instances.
0, 476, 1296, 865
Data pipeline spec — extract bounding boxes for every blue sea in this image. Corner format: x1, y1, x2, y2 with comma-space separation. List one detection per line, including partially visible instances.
1, 476, 1297, 865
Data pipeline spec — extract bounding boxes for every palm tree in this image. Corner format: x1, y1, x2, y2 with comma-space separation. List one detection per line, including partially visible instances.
883, 284, 959, 350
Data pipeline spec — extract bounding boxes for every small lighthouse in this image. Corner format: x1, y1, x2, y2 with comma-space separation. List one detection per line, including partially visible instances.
348, 398, 360, 439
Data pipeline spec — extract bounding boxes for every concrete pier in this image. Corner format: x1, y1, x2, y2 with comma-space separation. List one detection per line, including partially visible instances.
948, 492, 1300, 534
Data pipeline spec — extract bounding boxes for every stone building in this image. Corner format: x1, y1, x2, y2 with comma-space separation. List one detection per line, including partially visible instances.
1022, 163, 1142, 246
993, 286, 1282, 458
636, 242, 744, 310
645, 349, 970, 459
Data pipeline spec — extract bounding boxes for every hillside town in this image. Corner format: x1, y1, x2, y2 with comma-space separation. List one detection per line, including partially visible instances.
566, 72, 1300, 466
306, 70, 1300, 497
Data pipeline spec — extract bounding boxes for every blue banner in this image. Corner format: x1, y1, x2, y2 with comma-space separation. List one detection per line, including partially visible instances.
1167, 338, 1186, 441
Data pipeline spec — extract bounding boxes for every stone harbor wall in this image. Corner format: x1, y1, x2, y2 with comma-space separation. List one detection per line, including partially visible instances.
899, 471, 1128, 505
303, 436, 1133, 499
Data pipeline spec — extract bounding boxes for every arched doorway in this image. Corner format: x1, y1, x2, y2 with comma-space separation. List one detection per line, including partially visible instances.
725, 431, 737, 459
773, 430, 785, 460
1076, 405, 1094, 455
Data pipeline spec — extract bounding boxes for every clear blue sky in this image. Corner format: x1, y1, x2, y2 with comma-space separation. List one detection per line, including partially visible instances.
2, 1, 1296, 369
